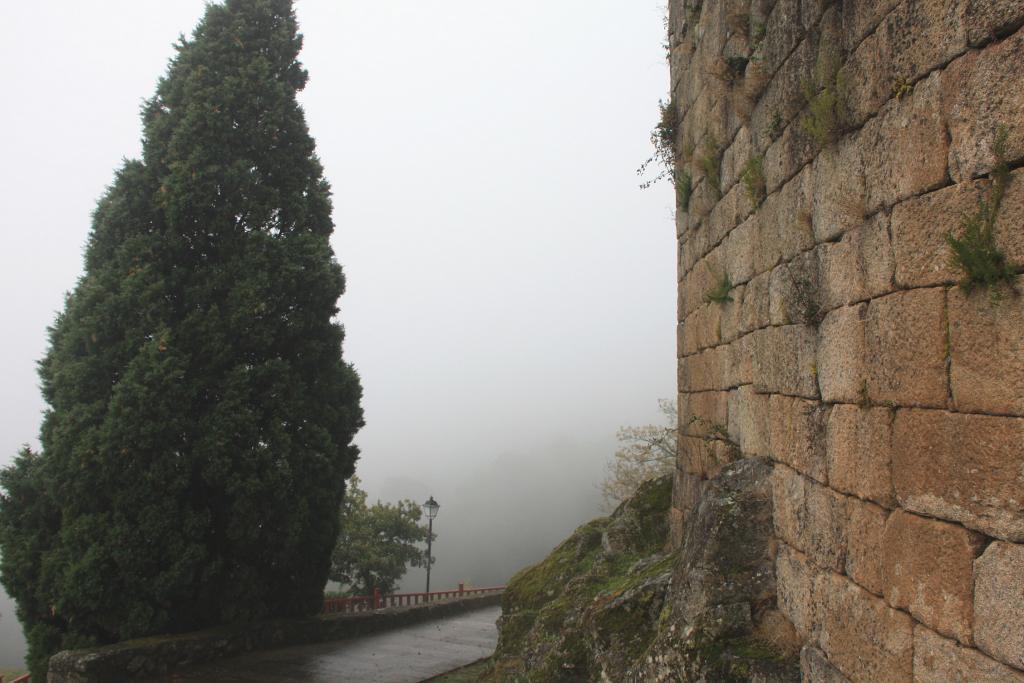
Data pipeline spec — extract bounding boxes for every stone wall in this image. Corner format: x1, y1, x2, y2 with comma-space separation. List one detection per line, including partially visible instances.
668, 1, 1024, 681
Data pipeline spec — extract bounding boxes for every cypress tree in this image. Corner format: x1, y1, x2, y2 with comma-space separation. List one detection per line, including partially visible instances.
0, 1, 363, 675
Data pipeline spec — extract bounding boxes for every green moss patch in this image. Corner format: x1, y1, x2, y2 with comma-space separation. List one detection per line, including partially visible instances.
488, 476, 673, 681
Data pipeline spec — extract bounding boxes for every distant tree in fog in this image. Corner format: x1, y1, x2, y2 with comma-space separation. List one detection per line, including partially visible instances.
599, 399, 677, 510
329, 477, 433, 595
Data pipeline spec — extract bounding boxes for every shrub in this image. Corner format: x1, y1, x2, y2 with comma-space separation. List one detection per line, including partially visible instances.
700, 137, 722, 200
741, 154, 766, 205
800, 53, 850, 148
946, 126, 1017, 298
677, 171, 693, 212
639, 98, 681, 190
705, 268, 734, 304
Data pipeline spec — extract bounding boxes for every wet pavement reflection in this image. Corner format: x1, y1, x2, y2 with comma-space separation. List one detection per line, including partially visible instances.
164, 605, 500, 682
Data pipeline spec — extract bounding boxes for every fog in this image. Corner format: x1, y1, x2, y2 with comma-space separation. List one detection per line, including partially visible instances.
0, 0, 673, 667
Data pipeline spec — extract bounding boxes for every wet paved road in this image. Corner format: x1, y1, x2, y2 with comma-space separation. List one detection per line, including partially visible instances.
167, 605, 500, 682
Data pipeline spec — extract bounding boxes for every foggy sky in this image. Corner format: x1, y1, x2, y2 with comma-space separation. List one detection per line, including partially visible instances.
0, 1, 674, 667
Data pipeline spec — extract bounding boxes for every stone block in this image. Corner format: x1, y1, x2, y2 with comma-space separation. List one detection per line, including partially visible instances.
964, 0, 1024, 47
681, 225, 707, 273
740, 272, 772, 334
817, 213, 895, 310
696, 302, 723, 352
753, 324, 820, 399
672, 468, 703, 523
815, 571, 915, 683
915, 625, 1024, 683
892, 409, 1024, 541
679, 263, 703, 319
817, 303, 867, 404
724, 215, 758, 286
756, 167, 815, 274
719, 285, 746, 344
801, 646, 850, 683
679, 435, 714, 478
721, 126, 752, 195
706, 183, 755, 249
728, 385, 771, 457
769, 394, 829, 484
860, 71, 949, 214
753, 0, 803, 80
749, 37, 814, 152
974, 541, 1024, 670
810, 131, 868, 244
839, 0, 902, 52
892, 179, 984, 288
826, 404, 896, 508
679, 349, 718, 393
865, 288, 948, 408
776, 542, 818, 639
679, 391, 729, 437
769, 250, 819, 326
772, 464, 847, 571
942, 26, 1024, 181
725, 331, 756, 387
892, 168, 1024, 290
993, 168, 1024, 265
668, 506, 686, 550
843, 0, 968, 126
882, 510, 983, 645
680, 315, 700, 357
949, 275, 1024, 416
764, 112, 817, 195
845, 498, 888, 597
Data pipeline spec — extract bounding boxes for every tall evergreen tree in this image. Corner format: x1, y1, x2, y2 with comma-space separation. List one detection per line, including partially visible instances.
0, 1, 363, 676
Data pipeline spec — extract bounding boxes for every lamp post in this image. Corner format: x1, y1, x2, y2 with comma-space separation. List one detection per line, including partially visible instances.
423, 495, 439, 594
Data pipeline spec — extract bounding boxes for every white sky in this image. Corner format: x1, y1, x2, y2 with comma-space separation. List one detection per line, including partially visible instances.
0, 1, 673, 662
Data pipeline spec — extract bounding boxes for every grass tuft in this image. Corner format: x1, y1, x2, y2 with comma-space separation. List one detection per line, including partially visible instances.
677, 171, 693, 212
704, 268, 733, 304
800, 53, 850, 148
946, 126, 1017, 299
741, 154, 766, 205
700, 137, 722, 200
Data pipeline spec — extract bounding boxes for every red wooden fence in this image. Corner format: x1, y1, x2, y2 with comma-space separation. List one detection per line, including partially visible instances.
5, 674, 31, 683
322, 583, 505, 615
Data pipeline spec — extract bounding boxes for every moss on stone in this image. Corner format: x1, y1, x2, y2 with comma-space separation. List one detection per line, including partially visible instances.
503, 518, 608, 613
487, 476, 673, 682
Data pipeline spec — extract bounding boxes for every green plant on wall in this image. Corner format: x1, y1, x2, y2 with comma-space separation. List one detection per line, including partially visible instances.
704, 267, 733, 304
639, 98, 682, 191
700, 137, 722, 200
677, 171, 693, 212
751, 21, 766, 45
800, 52, 849, 148
946, 126, 1017, 298
724, 56, 749, 83
741, 154, 766, 205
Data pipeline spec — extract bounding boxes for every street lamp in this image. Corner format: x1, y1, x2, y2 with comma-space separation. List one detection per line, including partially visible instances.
423, 496, 439, 594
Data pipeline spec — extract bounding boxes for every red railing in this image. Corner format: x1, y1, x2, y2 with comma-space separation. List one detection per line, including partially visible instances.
322, 582, 505, 615
4, 674, 31, 683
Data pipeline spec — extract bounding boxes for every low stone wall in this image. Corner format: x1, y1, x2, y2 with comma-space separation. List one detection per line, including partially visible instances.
46, 593, 502, 683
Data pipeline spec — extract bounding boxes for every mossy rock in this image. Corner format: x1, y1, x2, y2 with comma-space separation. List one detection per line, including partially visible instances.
488, 477, 672, 682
